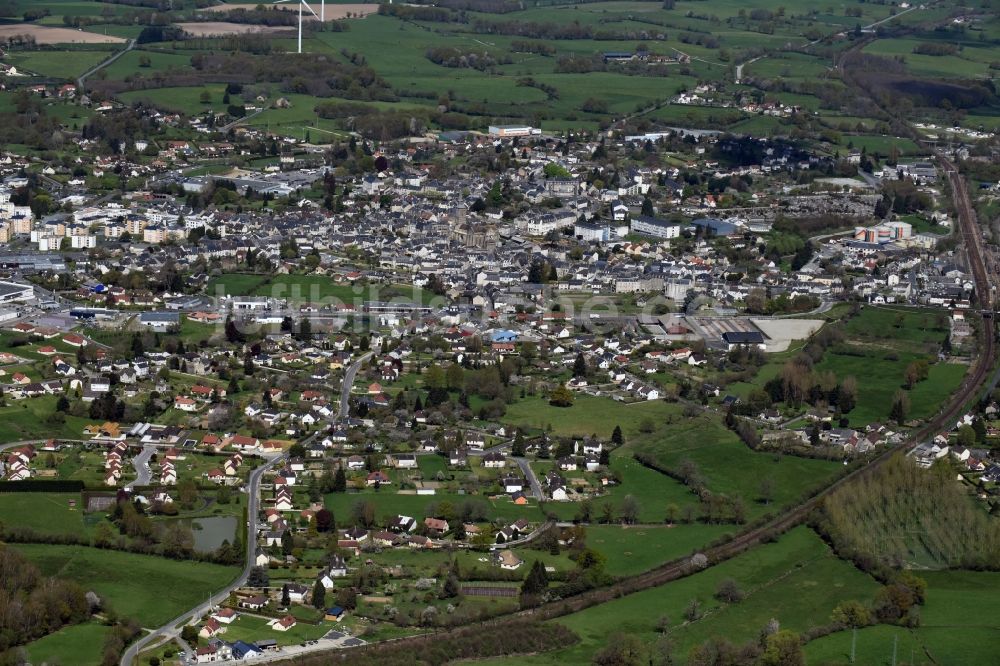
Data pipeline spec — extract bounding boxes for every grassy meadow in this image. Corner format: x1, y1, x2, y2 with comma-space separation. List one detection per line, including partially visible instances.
10, 544, 240, 626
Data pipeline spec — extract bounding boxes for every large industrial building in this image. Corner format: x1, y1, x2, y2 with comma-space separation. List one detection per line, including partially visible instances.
0, 281, 34, 304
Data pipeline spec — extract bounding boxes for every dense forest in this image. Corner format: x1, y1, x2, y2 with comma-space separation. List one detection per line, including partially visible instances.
814, 454, 1000, 573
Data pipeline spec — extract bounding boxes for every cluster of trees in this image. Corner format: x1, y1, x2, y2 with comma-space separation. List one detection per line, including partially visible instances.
815, 454, 1000, 573
874, 178, 933, 217
426, 46, 511, 71
554, 55, 609, 74
0, 546, 91, 651
745, 289, 819, 316
511, 39, 556, 55
378, 4, 462, 22
315, 104, 430, 140
473, 19, 598, 40
913, 42, 959, 56
761, 357, 858, 415
136, 24, 185, 44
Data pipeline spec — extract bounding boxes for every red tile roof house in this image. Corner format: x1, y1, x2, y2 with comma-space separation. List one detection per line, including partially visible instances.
366, 470, 391, 486
269, 615, 297, 631
212, 607, 238, 624
424, 517, 450, 535
62, 333, 87, 347
199, 617, 225, 638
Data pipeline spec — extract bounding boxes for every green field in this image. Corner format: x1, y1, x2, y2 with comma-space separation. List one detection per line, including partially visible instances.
540, 451, 700, 524
10, 544, 240, 626
77, 0, 910, 127
0, 395, 92, 444
629, 412, 842, 520
205, 273, 433, 305
805, 570, 1000, 665
23, 622, 109, 666
502, 394, 681, 440
6, 49, 112, 78
217, 613, 331, 647
475, 526, 881, 665
325, 490, 547, 526
816, 306, 966, 426
0, 492, 93, 536
585, 524, 731, 577
817, 350, 967, 426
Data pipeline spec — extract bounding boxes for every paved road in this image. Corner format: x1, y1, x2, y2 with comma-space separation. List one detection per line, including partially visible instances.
120, 453, 285, 666
124, 444, 156, 490
78, 39, 135, 89
339, 351, 372, 419
515, 457, 544, 501
219, 106, 267, 133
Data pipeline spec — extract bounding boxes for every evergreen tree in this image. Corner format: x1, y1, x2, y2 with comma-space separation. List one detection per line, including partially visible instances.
281, 583, 291, 606
333, 466, 347, 493
520, 560, 549, 598
611, 425, 623, 446
512, 429, 526, 457
312, 580, 326, 609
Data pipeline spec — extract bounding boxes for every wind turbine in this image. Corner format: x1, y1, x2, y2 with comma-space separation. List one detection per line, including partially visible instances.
273, 0, 320, 54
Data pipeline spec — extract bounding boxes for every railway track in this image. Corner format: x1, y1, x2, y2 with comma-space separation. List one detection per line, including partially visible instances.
273, 46, 999, 666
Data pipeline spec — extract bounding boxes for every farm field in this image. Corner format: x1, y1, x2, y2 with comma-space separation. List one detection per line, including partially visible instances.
198, 2, 378, 19
0, 24, 123, 44
501, 394, 680, 440
0, 492, 93, 536
23, 622, 109, 666
5, 49, 112, 78
10, 544, 240, 626
629, 412, 842, 520
474, 526, 881, 665
805, 570, 1000, 665
585, 524, 731, 577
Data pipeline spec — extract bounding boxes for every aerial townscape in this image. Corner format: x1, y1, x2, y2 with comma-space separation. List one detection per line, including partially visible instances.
0, 0, 998, 665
